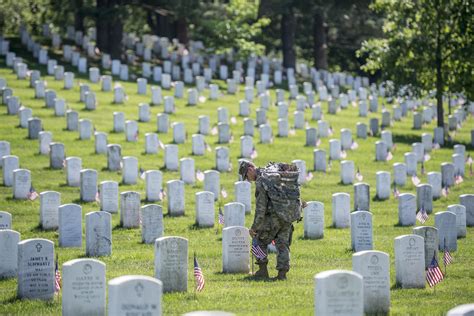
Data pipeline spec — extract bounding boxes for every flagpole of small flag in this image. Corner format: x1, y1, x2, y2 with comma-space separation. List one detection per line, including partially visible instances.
193, 252, 197, 300
444, 238, 447, 276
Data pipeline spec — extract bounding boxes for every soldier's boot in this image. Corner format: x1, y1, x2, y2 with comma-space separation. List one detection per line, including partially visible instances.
254, 263, 269, 279
276, 270, 287, 280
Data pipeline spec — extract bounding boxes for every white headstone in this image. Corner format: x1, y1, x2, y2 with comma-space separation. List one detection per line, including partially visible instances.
394, 234, 425, 288
154, 236, 188, 292
58, 204, 82, 247
222, 226, 250, 273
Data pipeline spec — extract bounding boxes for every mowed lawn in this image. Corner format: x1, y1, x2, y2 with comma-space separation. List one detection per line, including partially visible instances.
0, 37, 473, 315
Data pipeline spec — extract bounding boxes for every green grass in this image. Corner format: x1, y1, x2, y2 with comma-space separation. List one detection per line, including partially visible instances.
0, 37, 473, 315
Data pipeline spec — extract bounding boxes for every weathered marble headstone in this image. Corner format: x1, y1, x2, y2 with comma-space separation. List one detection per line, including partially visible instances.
434, 211, 457, 251
125, 120, 139, 142
164, 145, 179, 171
141, 204, 164, 244
40, 191, 61, 230
145, 170, 162, 202
447, 204, 466, 238
28, 118, 42, 139
80, 169, 98, 202
416, 184, 433, 214
351, 211, 373, 252
50, 142, 65, 169
304, 201, 324, 239
398, 193, 416, 226
120, 191, 141, 228
243, 118, 254, 136
65, 157, 81, 187
354, 183, 370, 211
85, 211, 112, 257
108, 275, 162, 316
154, 236, 188, 292
223, 202, 245, 228
113, 112, 125, 133
204, 170, 220, 201
375, 141, 388, 161
0, 229, 20, 278
0, 211, 12, 229
352, 251, 390, 314
172, 122, 185, 144
198, 115, 209, 135
314, 270, 363, 316
107, 144, 121, 171
13, 169, 31, 200
180, 158, 195, 185
94, 132, 108, 155
394, 234, 425, 288
38, 131, 52, 155
18, 238, 55, 300
19, 107, 32, 128
66, 110, 79, 131
167, 180, 185, 216
404, 153, 417, 176
356, 122, 367, 139
216, 147, 230, 172
460, 194, 474, 227
341, 160, 355, 185
426, 171, 441, 199
413, 226, 439, 268
332, 193, 350, 228
313, 149, 326, 172
100, 181, 118, 213
195, 191, 215, 228
2, 155, 19, 187
0, 141, 10, 168
446, 304, 474, 316
62, 259, 106, 316
376, 171, 391, 200
122, 156, 138, 185
138, 103, 150, 122
329, 139, 341, 160
222, 226, 250, 273
235, 181, 251, 214
441, 162, 455, 188
58, 204, 82, 248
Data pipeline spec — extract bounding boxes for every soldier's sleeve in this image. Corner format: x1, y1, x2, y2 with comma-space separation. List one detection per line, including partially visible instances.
251, 179, 268, 231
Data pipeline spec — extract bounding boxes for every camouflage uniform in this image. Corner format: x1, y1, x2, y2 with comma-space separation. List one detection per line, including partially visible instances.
251, 169, 293, 272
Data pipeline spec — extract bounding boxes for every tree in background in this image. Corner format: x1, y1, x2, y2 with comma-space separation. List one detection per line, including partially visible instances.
193, 0, 270, 60
358, 0, 473, 128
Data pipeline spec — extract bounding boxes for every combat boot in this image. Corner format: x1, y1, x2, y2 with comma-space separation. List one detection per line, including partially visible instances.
254, 262, 269, 279
276, 270, 287, 280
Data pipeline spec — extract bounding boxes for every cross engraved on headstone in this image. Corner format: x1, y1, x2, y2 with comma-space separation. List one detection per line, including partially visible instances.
36, 243, 42, 252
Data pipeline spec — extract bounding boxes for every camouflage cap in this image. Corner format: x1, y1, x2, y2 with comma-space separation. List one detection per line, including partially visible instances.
238, 160, 253, 180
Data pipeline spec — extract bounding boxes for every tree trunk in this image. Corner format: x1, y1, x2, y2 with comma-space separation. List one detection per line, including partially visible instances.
74, 0, 85, 32
281, 6, 296, 69
313, 9, 328, 70
96, 0, 108, 53
108, 12, 123, 59
176, 17, 188, 45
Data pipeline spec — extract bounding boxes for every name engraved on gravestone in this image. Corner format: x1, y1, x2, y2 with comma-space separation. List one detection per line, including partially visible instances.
13, 169, 31, 200
351, 211, 373, 252
413, 226, 439, 268
40, 191, 61, 230
222, 226, 250, 273
0, 211, 12, 229
154, 237, 188, 292
304, 201, 324, 239
394, 234, 425, 288
18, 238, 55, 300
62, 259, 106, 316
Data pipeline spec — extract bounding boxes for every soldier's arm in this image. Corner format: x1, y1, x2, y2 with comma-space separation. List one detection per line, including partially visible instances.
251, 180, 268, 231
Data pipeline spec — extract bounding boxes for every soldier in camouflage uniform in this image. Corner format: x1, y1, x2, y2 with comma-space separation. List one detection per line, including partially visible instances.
239, 160, 301, 280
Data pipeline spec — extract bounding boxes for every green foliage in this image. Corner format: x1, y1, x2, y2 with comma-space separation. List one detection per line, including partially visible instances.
358, 0, 474, 99
193, 0, 270, 59
0, 0, 50, 35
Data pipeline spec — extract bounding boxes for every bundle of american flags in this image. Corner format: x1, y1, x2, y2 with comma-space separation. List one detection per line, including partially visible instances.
426, 254, 444, 287
193, 255, 205, 292
27, 185, 39, 201
251, 239, 267, 260
416, 208, 429, 224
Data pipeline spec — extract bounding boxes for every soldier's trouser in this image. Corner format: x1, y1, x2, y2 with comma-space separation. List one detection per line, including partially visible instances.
256, 215, 292, 272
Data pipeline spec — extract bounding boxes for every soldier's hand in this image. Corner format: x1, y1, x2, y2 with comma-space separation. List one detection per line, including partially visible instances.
249, 229, 257, 238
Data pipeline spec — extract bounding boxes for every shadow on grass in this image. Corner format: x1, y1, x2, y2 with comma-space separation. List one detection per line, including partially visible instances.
0, 294, 20, 305
112, 224, 135, 231
297, 235, 323, 241
187, 223, 213, 230
241, 275, 278, 283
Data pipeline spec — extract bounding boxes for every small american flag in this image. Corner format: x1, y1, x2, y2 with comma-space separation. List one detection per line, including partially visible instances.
251, 239, 267, 260
441, 186, 449, 197
218, 207, 224, 225
340, 150, 347, 159
455, 175, 463, 185
196, 170, 204, 182
316, 138, 321, 147
433, 143, 441, 150
27, 185, 39, 201
444, 240, 453, 266
211, 126, 218, 135
355, 168, 363, 181
230, 116, 237, 124
95, 190, 100, 203
220, 188, 227, 199
426, 254, 444, 287
306, 172, 313, 182
205, 142, 212, 152
416, 207, 428, 224
393, 185, 400, 198
386, 151, 393, 161
411, 175, 421, 186
54, 255, 61, 294
289, 129, 296, 136
139, 167, 146, 180
62, 159, 66, 169
158, 140, 165, 150
159, 189, 166, 200
350, 141, 359, 150
328, 126, 333, 136
424, 153, 431, 162
251, 148, 258, 159
193, 255, 205, 292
